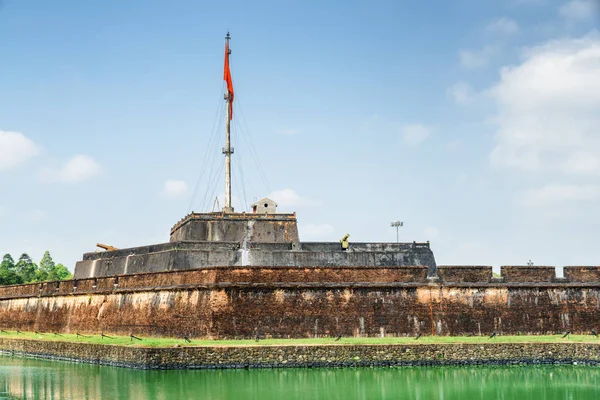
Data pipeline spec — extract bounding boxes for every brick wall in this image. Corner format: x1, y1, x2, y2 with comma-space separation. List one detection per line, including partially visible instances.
564, 266, 600, 282
500, 266, 556, 282
436, 266, 492, 282
0, 266, 599, 339
0, 283, 600, 338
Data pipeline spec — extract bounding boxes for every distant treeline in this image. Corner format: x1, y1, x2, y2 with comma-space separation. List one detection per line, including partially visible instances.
0, 251, 72, 285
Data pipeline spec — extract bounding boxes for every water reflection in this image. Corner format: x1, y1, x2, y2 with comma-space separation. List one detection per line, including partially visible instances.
1, 357, 599, 400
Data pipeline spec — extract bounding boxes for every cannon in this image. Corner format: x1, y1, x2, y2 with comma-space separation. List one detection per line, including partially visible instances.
340, 234, 350, 250
96, 243, 119, 252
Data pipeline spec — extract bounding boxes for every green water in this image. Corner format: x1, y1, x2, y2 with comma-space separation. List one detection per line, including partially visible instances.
1, 357, 600, 400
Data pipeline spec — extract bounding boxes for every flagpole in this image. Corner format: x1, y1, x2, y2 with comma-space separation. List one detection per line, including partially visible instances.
223, 32, 234, 213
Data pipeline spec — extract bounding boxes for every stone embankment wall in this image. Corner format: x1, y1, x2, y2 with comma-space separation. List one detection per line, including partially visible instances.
1, 338, 600, 370
0, 266, 600, 338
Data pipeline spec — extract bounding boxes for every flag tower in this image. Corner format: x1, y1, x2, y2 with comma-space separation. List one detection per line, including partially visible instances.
223, 32, 235, 213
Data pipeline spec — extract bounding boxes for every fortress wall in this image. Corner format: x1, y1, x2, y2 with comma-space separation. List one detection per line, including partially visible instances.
113, 266, 428, 288
74, 244, 437, 279
96, 277, 118, 291
3, 267, 430, 297
58, 280, 76, 295
564, 266, 600, 282
6, 265, 600, 300
0, 284, 599, 338
41, 282, 60, 296
436, 266, 493, 282
299, 243, 418, 252
0, 266, 599, 338
248, 251, 421, 267
501, 266, 556, 282
74, 278, 96, 292
74, 250, 242, 279
0, 283, 40, 298
82, 242, 241, 261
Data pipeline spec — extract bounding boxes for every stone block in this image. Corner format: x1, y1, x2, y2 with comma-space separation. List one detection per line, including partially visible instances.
564, 266, 600, 282
437, 266, 493, 283
501, 266, 556, 282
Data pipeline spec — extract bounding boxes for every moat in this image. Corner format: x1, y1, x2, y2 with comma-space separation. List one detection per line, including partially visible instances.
1, 357, 599, 400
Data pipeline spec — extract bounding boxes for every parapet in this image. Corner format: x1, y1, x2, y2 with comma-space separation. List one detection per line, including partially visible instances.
436, 266, 492, 283
81, 241, 240, 261
0, 266, 431, 300
564, 266, 600, 282
299, 242, 429, 252
73, 239, 438, 279
500, 266, 556, 283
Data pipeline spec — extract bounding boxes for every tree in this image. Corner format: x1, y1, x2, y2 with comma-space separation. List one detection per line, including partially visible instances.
48, 263, 72, 281
33, 251, 72, 282
35, 251, 55, 282
0, 251, 71, 285
15, 253, 37, 283
0, 254, 22, 285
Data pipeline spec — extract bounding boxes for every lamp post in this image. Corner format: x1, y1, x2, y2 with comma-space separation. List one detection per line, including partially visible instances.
391, 221, 403, 243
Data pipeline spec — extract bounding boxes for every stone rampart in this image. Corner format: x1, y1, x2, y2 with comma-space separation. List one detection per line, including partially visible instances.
2, 266, 600, 339
1, 339, 600, 369
73, 241, 437, 279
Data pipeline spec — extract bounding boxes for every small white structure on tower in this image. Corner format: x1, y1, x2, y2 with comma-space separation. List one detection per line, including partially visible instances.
251, 198, 278, 214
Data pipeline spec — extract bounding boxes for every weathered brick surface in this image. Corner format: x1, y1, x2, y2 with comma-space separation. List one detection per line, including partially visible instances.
501, 266, 556, 282
116, 266, 428, 288
0, 284, 39, 298
437, 266, 492, 282
0, 284, 599, 338
41, 282, 59, 296
0, 266, 599, 339
58, 280, 76, 295
564, 267, 600, 282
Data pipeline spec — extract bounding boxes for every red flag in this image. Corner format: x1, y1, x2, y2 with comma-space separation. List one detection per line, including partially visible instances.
224, 40, 234, 120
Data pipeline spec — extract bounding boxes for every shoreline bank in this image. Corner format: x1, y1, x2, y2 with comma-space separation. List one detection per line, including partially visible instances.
1, 338, 600, 370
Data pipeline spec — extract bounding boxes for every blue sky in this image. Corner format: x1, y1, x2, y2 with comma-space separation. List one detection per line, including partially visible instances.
1, 0, 600, 271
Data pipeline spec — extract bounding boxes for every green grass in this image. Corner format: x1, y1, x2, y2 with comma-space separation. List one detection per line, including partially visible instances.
0, 330, 598, 348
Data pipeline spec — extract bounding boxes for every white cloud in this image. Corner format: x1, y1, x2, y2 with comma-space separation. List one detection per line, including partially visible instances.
488, 34, 600, 175
401, 124, 431, 146
39, 155, 102, 184
559, 0, 598, 22
301, 223, 335, 240
516, 183, 600, 206
486, 17, 520, 36
447, 82, 475, 105
268, 188, 321, 207
162, 180, 188, 199
0, 131, 39, 171
459, 45, 498, 69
